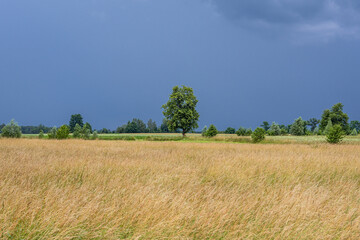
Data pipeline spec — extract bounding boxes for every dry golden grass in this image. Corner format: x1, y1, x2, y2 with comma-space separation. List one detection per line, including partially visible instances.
1, 139, 360, 239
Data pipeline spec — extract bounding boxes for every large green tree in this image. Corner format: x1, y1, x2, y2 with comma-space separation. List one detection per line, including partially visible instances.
320, 103, 349, 133
69, 114, 84, 132
162, 86, 199, 136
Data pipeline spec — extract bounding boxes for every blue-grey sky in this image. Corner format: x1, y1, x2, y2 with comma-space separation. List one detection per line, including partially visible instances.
1, 0, 359, 130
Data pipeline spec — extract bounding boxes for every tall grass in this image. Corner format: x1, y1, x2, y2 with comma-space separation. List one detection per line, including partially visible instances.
1, 139, 360, 239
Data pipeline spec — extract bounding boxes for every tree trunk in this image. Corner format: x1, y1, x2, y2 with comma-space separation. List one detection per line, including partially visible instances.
182, 129, 186, 137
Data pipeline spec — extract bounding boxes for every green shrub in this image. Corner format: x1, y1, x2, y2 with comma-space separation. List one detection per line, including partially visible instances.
326, 124, 345, 144
245, 128, 253, 136
251, 127, 266, 143
81, 126, 91, 139
351, 128, 358, 136
56, 125, 70, 139
48, 127, 57, 139
92, 131, 98, 139
73, 124, 82, 138
324, 119, 333, 135
224, 127, 236, 134
236, 127, 246, 136
201, 126, 208, 137
290, 117, 305, 136
1, 119, 22, 138
204, 124, 218, 137
268, 122, 281, 136
38, 130, 44, 139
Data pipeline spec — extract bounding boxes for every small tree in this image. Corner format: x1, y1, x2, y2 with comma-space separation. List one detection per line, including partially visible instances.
38, 130, 44, 139
324, 119, 333, 135
92, 131, 98, 139
73, 124, 82, 138
56, 125, 70, 139
1, 119, 22, 138
251, 128, 266, 143
162, 86, 199, 137
260, 121, 270, 131
236, 127, 247, 136
81, 125, 91, 139
351, 128, 358, 136
268, 122, 281, 136
48, 127, 57, 139
201, 125, 208, 137
326, 125, 345, 144
245, 128, 253, 136
224, 127, 236, 134
84, 122, 92, 133
69, 114, 84, 132
290, 117, 305, 136
204, 124, 218, 137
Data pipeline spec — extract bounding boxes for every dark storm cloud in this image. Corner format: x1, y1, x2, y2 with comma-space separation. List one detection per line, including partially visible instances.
210, 0, 360, 40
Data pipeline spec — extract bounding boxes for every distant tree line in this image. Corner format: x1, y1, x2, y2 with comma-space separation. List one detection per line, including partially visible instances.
0, 85, 358, 145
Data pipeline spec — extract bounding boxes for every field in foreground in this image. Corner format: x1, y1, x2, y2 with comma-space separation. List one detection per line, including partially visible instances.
1, 139, 360, 239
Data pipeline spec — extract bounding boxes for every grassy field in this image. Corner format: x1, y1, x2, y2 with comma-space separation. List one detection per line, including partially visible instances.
1, 139, 360, 239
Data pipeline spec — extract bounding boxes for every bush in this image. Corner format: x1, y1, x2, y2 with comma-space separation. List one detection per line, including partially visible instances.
268, 122, 281, 136
1, 119, 22, 138
73, 124, 82, 138
204, 124, 218, 137
48, 127, 57, 139
324, 119, 333, 135
56, 125, 70, 139
290, 117, 305, 136
38, 130, 44, 139
245, 128, 253, 136
326, 124, 345, 144
92, 131, 98, 139
251, 128, 266, 143
224, 127, 236, 134
81, 126, 91, 140
351, 128, 358, 136
236, 127, 246, 136
201, 126, 208, 137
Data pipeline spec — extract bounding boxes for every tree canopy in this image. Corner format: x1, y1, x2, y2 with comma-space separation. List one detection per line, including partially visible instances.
162, 86, 199, 136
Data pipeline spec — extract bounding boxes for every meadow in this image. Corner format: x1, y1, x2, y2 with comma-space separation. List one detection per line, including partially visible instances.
1, 138, 360, 239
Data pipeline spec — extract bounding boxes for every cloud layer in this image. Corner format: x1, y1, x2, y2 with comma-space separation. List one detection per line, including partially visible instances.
210, 0, 360, 41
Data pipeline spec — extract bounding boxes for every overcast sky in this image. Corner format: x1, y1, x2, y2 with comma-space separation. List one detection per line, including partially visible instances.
1, 0, 359, 130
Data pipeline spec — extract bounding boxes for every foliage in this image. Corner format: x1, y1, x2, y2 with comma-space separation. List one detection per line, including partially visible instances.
160, 119, 170, 133
84, 122, 92, 133
326, 124, 345, 144
204, 124, 218, 137
251, 128, 266, 143
201, 126, 208, 137
38, 130, 44, 139
324, 119, 333, 135
162, 85, 199, 136
236, 127, 246, 136
351, 128, 358, 136
290, 117, 305, 136
56, 125, 70, 139
308, 118, 320, 132
147, 119, 158, 133
313, 126, 320, 135
21, 124, 52, 134
320, 103, 349, 133
81, 126, 91, 139
260, 121, 270, 131
73, 124, 82, 138
92, 131, 98, 139
224, 127, 236, 134
0, 123, 5, 133
350, 120, 360, 132
1, 119, 22, 138
48, 127, 57, 139
268, 122, 281, 136
69, 114, 84, 132
245, 128, 253, 136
